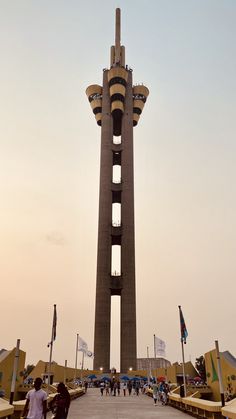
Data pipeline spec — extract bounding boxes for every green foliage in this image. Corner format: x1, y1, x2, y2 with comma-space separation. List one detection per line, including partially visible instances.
195, 356, 207, 383
20, 364, 35, 379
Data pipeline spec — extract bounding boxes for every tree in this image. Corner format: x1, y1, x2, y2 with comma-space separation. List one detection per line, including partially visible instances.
195, 356, 206, 383
20, 364, 35, 380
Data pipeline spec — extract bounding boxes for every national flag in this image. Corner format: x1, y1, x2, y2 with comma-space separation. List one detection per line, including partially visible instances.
52, 304, 57, 341
47, 304, 57, 347
178, 305, 188, 344
154, 336, 166, 357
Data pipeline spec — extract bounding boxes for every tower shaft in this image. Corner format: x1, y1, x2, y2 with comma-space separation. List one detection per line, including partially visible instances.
86, 8, 149, 373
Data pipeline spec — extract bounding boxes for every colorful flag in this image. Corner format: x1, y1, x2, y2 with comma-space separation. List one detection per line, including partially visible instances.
178, 305, 188, 344
154, 336, 166, 357
47, 304, 57, 347
52, 304, 57, 341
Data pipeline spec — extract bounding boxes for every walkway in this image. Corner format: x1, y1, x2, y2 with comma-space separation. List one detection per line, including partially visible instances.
67, 388, 188, 418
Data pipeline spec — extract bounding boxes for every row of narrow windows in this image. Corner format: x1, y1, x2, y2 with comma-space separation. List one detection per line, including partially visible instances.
111, 133, 122, 275
111, 129, 122, 369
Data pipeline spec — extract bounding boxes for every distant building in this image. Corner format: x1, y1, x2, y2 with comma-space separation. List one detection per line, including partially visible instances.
137, 357, 171, 371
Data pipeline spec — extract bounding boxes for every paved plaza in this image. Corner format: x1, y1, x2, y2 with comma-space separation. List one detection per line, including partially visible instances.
67, 388, 188, 418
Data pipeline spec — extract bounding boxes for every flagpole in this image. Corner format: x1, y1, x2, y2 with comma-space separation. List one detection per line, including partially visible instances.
9, 339, 20, 405
154, 334, 157, 382
74, 333, 79, 381
147, 346, 152, 385
178, 305, 187, 397
215, 340, 225, 407
181, 338, 187, 397
64, 360, 67, 385
80, 351, 85, 383
47, 304, 57, 395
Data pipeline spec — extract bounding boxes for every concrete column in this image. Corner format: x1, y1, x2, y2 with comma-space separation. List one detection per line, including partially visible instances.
120, 71, 137, 372
93, 71, 113, 372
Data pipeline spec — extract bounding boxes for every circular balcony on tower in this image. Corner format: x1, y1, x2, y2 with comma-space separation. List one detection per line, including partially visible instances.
132, 85, 149, 127
86, 84, 103, 126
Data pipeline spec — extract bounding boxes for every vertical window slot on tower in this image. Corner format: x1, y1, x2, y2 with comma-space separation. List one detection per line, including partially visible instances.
113, 135, 121, 145
112, 203, 121, 227
112, 165, 121, 184
111, 245, 121, 276
110, 295, 121, 371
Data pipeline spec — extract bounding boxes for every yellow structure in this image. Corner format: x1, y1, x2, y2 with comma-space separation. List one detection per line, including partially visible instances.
0, 348, 25, 400
131, 361, 197, 384
29, 360, 84, 384
1, 343, 236, 406
205, 349, 236, 401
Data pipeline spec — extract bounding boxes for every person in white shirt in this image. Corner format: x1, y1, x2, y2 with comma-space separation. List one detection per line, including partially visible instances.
22, 377, 47, 419
120, 381, 127, 396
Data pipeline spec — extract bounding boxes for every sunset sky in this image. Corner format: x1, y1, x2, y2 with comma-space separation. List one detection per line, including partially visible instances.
1, 0, 235, 372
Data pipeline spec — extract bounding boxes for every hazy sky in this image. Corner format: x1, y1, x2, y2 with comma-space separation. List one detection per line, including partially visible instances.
1, 0, 235, 372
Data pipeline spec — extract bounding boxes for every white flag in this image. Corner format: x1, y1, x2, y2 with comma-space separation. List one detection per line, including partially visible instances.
78, 337, 94, 357
155, 336, 166, 357
78, 336, 88, 352
86, 350, 94, 358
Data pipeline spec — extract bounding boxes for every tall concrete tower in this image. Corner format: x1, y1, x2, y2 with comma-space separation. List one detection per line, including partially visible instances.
86, 9, 149, 372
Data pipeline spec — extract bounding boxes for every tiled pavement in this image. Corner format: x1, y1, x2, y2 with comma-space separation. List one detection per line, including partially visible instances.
67, 388, 188, 418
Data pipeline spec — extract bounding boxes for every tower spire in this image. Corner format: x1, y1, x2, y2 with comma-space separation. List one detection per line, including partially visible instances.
115, 8, 121, 64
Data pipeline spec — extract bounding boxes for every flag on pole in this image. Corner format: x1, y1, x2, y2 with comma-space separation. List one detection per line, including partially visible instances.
47, 304, 57, 347
178, 305, 188, 344
78, 336, 88, 352
52, 304, 57, 341
78, 336, 94, 357
86, 350, 94, 358
154, 336, 166, 357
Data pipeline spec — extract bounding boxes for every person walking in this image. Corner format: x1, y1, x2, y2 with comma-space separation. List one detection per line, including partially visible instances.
105, 382, 109, 396
113, 381, 117, 396
135, 381, 140, 396
50, 383, 70, 419
100, 381, 105, 396
123, 381, 127, 396
127, 380, 132, 396
152, 380, 158, 406
22, 377, 47, 419
117, 381, 120, 396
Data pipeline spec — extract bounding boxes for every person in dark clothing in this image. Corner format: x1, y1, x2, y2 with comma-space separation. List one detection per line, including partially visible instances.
127, 381, 132, 396
50, 383, 70, 419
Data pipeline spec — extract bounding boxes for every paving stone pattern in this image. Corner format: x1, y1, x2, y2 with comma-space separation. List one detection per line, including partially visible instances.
67, 388, 188, 418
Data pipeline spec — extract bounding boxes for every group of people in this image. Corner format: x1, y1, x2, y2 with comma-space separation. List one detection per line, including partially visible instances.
152, 380, 170, 405
20, 375, 170, 419
100, 379, 142, 396
22, 377, 70, 419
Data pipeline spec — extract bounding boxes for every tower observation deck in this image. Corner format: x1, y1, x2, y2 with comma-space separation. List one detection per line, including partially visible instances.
86, 8, 149, 372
